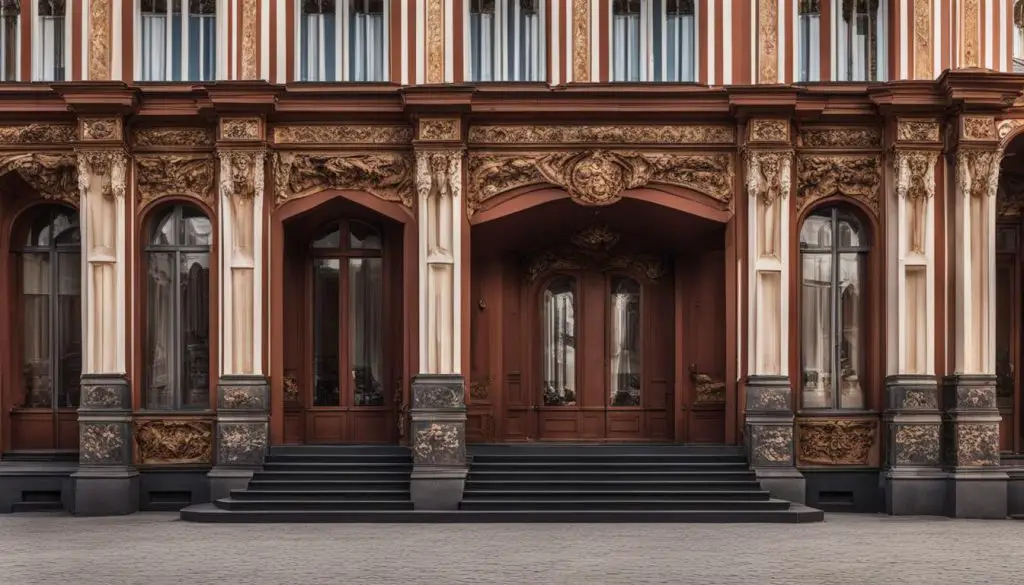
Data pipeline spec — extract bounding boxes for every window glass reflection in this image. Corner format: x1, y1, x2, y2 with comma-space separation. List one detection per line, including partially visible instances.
609, 277, 641, 407
349, 258, 384, 405
542, 276, 576, 406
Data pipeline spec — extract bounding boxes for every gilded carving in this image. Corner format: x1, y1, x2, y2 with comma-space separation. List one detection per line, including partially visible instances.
274, 125, 413, 145
419, 119, 461, 141
913, 0, 932, 80
954, 423, 1000, 467
961, 0, 979, 68
527, 225, 667, 282
81, 118, 122, 142
416, 150, 461, 202
897, 119, 941, 143
749, 120, 788, 143
797, 419, 876, 466
283, 375, 300, 403
894, 150, 937, 201
745, 150, 792, 206
894, 424, 940, 466
221, 118, 261, 141
135, 420, 213, 465
796, 155, 882, 216
801, 127, 881, 149
957, 149, 1002, 200
89, 0, 111, 80
426, 0, 445, 83
136, 155, 216, 208
275, 151, 414, 208
0, 124, 77, 144
571, 224, 619, 250
240, 0, 258, 80
80, 423, 123, 465
752, 425, 792, 465
998, 119, 1024, 144
219, 150, 264, 201
691, 368, 726, 403
468, 125, 736, 145
413, 422, 464, 466
572, 0, 589, 82
0, 153, 78, 205
962, 116, 996, 141
135, 127, 215, 148
757, 0, 778, 83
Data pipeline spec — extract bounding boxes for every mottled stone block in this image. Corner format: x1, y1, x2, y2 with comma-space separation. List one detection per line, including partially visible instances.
79, 421, 130, 466
412, 421, 466, 467
216, 376, 269, 411
78, 375, 130, 411
749, 424, 794, 467
216, 422, 268, 466
411, 375, 466, 410
885, 375, 940, 411
891, 423, 942, 467
943, 375, 999, 412
744, 376, 791, 412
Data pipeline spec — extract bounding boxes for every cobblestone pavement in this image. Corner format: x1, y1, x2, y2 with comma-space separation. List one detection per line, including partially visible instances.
0, 513, 1022, 585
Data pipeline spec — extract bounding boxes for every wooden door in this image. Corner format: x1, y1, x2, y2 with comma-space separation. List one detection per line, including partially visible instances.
996, 223, 1020, 452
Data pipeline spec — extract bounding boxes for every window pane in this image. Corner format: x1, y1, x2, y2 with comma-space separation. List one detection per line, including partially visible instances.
21, 252, 51, 408
838, 252, 865, 409
609, 277, 641, 407
514, 0, 542, 81
187, 14, 216, 81
147, 252, 176, 409
470, 0, 496, 81
56, 252, 81, 408
997, 259, 1014, 410
349, 221, 382, 249
1, 4, 18, 82
313, 258, 340, 406
301, 3, 337, 81
664, 0, 695, 82
612, 0, 642, 82
181, 209, 212, 247
801, 252, 833, 408
797, 2, 821, 82
152, 209, 177, 245
349, 258, 384, 406
542, 276, 576, 406
313, 226, 341, 249
180, 252, 210, 408
799, 212, 832, 250
841, 0, 881, 81
350, 0, 385, 81
836, 209, 864, 248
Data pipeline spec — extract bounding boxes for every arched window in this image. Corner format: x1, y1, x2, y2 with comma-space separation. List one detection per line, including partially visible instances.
798, 0, 821, 82
835, 0, 886, 82
611, 0, 695, 82
145, 204, 212, 410
311, 220, 384, 408
468, 0, 545, 82
541, 275, 577, 406
799, 206, 868, 410
609, 276, 641, 407
18, 206, 81, 409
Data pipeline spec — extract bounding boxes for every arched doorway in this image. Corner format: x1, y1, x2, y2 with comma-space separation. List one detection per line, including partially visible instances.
468, 192, 729, 443
995, 134, 1024, 453
275, 193, 409, 444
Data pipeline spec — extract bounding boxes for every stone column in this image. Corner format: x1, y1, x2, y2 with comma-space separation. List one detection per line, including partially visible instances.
943, 115, 1007, 518
410, 118, 467, 510
72, 119, 137, 515
208, 117, 269, 500
884, 122, 944, 515
742, 119, 804, 504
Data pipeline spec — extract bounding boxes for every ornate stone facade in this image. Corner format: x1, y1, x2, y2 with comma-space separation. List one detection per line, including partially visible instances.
796, 155, 882, 216
135, 420, 213, 465
797, 420, 877, 466
275, 152, 414, 208
136, 155, 216, 208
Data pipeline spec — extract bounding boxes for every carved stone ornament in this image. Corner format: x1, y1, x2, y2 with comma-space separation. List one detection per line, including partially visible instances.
135, 127, 215, 148
283, 375, 300, 403
913, 0, 933, 80
416, 150, 462, 202
0, 124, 77, 144
956, 149, 1002, 200
897, 119, 941, 143
219, 150, 264, 201
77, 150, 128, 201
961, 0, 980, 68
796, 155, 882, 216
572, 0, 589, 82
80, 422, 124, 465
136, 155, 216, 208
419, 119, 461, 141
217, 422, 267, 465
527, 225, 667, 282
954, 422, 1000, 467
691, 367, 726, 403
276, 151, 414, 208
894, 150, 937, 201
468, 125, 736, 145
998, 119, 1024, 144
752, 425, 793, 465
962, 116, 997, 141
240, 0, 258, 79
797, 419, 876, 466
0, 153, 78, 205
757, 0, 778, 83
81, 118, 122, 142
467, 150, 733, 215
894, 423, 941, 466
801, 127, 882, 149
749, 119, 788, 143
470, 377, 491, 401
274, 125, 413, 145
413, 422, 465, 466
89, 0, 111, 80
745, 150, 792, 207
426, 0, 445, 83
221, 118, 261, 141
135, 420, 213, 465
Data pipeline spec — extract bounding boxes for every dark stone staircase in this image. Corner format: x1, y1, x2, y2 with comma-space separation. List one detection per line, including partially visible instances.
181, 443, 822, 522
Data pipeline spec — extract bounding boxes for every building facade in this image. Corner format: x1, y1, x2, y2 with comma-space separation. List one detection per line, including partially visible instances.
2, 0, 1024, 518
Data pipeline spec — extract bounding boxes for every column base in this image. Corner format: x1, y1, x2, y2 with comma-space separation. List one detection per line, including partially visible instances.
755, 467, 806, 504
410, 468, 467, 510
884, 470, 946, 516
207, 467, 257, 502
71, 469, 139, 516
946, 469, 1008, 519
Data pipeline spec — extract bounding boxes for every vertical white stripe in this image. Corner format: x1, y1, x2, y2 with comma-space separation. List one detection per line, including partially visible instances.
707, 0, 715, 85
751, 0, 757, 82
276, 0, 286, 82
82, 0, 91, 80
590, 0, 598, 81
1000, 0, 1008, 71
900, 0, 908, 79
722, 0, 731, 83
933, 0, 940, 77
791, 0, 798, 82
985, 0, 994, 68
829, 0, 836, 80
230, 0, 238, 79
444, 0, 453, 81
551, 0, 561, 85
775, 0, 784, 82
261, 0, 270, 79
220, 0, 229, 80
415, 0, 424, 83
400, 0, 408, 84
565, 0, 572, 82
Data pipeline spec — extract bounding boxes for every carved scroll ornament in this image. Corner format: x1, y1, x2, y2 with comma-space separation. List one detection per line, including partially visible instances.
797, 419, 877, 466
897, 120, 941, 143
0, 124, 77, 144
745, 150, 792, 207
469, 125, 736, 145
800, 127, 881, 149
0, 153, 78, 205
135, 127, 215, 148
135, 420, 213, 465
894, 150, 937, 201
419, 119, 461, 141
273, 125, 413, 145
962, 116, 996, 141
796, 155, 881, 216
275, 151, 414, 208
467, 150, 733, 215
219, 150, 264, 201
136, 155, 216, 208
691, 367, 726, 403
957, 149, 1002, 200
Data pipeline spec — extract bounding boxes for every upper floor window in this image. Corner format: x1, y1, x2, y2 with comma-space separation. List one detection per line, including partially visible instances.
299, 0, 389, 82
138, 0, 218, 82
798, 0, 820, 82
611, 0, 695, 83
835, 0, 885, 82
1014, 1, 1024, 72
467, 0, 545, 82
34, 0, 65, 81
0, 1, 19, 81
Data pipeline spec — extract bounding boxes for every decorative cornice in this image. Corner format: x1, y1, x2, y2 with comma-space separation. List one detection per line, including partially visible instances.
274, 151, 414, 209
136, 155, 216, 209
419, 118, 461, 141
274, 125, 413, 145
469, 125, 736, 145
800, 127, 881, 149
757, 0, 778, 84
0, 152, 78, 206
796, 154, 882, 217
134, 127, 216, 148
0, 124, 77, 144
572, 0, 590, 82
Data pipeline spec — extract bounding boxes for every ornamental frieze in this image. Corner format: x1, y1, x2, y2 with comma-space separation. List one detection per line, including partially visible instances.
0, 124, 77, 144
467, 150, 733, 215
274, 151, 414, 209
748, 119, 788, 143
796, 154, 881, 217
80, 118, 123, 142
419, 119, 461, 141
136, 155, 216, 208
961, 116, 997, 141
273, 125, 413, 145
468, 125, 735, 145
134, 127, 215, 148
221, 118, 261, 141
800, 127, 881, 149
897, 119, 941, 143
797, 419, 877, 466
0, 152, 78, 206
135, 420, 213, 465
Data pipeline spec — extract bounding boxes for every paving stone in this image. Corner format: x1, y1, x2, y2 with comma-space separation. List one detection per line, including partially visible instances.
0, 513, 1021, 585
